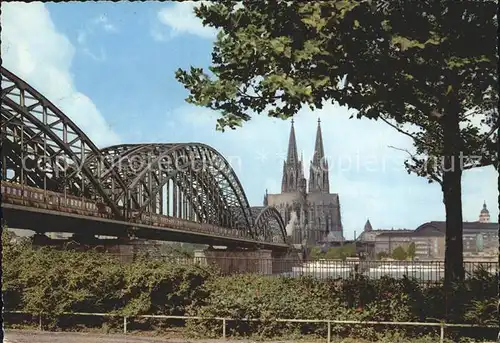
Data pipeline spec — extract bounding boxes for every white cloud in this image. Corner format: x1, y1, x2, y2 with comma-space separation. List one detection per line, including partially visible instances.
155, 1, 218, 40
83, 46, 107, 62
76, 13, 119, 62
166, 102, 498, 237
94, 14, 118, 33
152, 0, 497, 235
1, 3, 120, 147
150, 27, 168, 42
77, 31, 87, 45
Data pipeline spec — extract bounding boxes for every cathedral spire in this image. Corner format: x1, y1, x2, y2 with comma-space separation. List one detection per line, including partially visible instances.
309, 118, 330, 193
286, 119, 299, 164
282, 119, 301, 192
313, 118, 325, 163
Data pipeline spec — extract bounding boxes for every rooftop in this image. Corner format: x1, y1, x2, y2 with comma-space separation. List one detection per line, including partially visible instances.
415, 221, 498, 234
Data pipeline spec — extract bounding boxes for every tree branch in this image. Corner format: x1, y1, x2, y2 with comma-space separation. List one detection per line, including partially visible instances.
388, 145, 443, 186
478, 123, 499, 146
379, 115, 434, 149
463, 155, 494, 170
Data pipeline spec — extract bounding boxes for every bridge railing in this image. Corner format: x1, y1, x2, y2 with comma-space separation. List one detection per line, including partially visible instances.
129, 210, 253, 240
1, 181, 256, 242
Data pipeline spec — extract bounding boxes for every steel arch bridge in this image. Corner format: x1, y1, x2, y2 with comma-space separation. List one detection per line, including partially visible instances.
1, 67, 287, 246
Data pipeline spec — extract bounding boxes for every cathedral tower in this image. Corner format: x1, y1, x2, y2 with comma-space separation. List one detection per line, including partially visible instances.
282, 120, 305, 193
264, 118, 343, 246
364, 219, 373, 232
309, 119, 330, 193
479, 201, 490, 223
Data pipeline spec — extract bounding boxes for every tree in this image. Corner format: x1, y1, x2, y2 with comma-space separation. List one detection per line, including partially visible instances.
339, 244, 357, 260
407, 242, 416, 261
308, 244, 357, 260
324, 247, 340, 260
391, 246, 408, 261
308, 246, 323, 260
175, 0, 498, 286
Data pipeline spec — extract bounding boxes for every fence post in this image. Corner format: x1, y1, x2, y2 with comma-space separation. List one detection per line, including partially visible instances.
39, 313, 42, 331
222, 318, 226, 339
440, 322, 445, 343
327, 320, 331, 343
123, 316, 127, 334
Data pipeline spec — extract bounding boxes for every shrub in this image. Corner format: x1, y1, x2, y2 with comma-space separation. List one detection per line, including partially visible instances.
187, 275, 431, 339
2, 235, 215, 330
2, 233, 497, 340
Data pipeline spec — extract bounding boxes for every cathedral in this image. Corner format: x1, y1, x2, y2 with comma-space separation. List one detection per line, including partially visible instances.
263, 119, 344, 245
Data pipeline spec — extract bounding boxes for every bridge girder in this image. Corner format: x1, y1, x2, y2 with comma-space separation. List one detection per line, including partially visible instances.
1, 66, 288, 244
84, 143, 256, 235
1, 67, 127, 218
254, 206, 288, 244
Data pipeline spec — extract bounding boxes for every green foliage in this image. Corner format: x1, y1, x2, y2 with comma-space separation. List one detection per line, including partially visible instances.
188, 271, 496, 340
391, 246, 408, 261
308, 246, 323, 260
120, 257, 213, 316
2, 235, 216, 330
175, 0, 498, 285
376, 251, 389, 260
309, 244, 357, 261
2, 237, 497, 340
176, 1, 497, 166
407, 243, 416, 261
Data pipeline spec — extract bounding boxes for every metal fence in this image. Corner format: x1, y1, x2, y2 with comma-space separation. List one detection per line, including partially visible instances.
101, 252, 498, 283
3, 311, 497, 343
275, 259, 498, 282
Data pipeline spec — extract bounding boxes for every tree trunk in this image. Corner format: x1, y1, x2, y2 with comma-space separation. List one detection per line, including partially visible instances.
441, 100, 465, 287
442, 166, 464, 284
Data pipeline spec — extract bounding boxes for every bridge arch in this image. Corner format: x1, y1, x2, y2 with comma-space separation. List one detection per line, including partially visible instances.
2, 67, 286, 244
1, 67, 128, 218
254, 206, 287, 244
84, 143, 256, 236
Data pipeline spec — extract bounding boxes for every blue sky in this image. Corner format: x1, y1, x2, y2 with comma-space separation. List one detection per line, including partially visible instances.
2, 2, 497, 239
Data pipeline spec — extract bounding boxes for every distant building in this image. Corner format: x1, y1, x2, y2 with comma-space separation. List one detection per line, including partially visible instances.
414, 220, 498, 257
357, 219, 413, 243
479, 201, 491, 223
264, 119, 344, 245
362, 202, 498, 259
374, 227, 444, 259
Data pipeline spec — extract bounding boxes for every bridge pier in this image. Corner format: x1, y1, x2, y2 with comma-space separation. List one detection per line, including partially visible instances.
30, 234, 136, 262
31, 233, 53, 245
194, 248, 274, 275
270, 248, 304, 274
193, 247, 305, 275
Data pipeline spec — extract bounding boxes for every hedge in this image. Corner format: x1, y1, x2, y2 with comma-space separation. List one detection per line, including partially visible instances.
2, 231, 497, 341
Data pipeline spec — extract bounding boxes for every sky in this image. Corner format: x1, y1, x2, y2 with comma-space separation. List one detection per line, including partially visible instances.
2, 2, 497, 239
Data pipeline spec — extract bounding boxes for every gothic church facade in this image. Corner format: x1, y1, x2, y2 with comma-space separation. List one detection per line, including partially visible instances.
264, 120, 344, 245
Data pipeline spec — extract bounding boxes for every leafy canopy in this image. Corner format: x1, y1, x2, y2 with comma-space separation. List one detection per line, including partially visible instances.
392, 246, 408, 261
176, 0, 498, 182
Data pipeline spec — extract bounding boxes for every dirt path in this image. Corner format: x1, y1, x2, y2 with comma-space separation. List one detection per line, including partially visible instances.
2, 330, 305, 343
3, 330, 220, 343
6, 329, 494, 343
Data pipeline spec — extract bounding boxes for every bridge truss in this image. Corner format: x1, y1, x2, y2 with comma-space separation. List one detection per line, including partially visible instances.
1, 67, 287, 244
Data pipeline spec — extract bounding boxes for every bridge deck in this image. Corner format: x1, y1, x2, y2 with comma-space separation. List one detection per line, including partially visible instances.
1, 182, 288, 250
